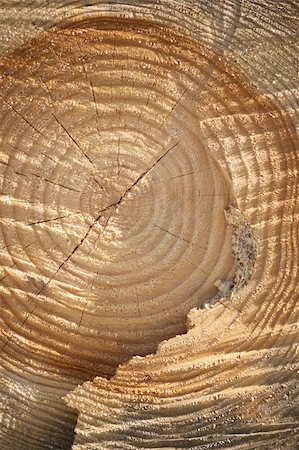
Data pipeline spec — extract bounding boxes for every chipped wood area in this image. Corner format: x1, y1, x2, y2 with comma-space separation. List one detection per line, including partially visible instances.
0, 1, 298, 449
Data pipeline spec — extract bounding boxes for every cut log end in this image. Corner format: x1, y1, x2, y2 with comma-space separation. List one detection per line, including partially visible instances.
0, 3, 298, 450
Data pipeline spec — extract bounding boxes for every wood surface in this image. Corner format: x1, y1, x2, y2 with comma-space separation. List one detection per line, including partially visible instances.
0, 1, 298, 449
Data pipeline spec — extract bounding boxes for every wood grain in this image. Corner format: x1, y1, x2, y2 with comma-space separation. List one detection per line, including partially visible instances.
0, 1, 298, 449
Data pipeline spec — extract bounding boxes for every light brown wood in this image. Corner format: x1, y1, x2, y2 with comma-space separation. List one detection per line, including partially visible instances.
0, 1, 298, 449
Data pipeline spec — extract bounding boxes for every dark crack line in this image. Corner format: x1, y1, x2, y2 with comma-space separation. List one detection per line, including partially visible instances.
0, 75, 61, 163
0, 93, 46, 138
90, 80, 101, 134
39, 220, 96, 293
0, 338, 10, 353
117, 137, 121, 179
0, 239, 33, 251
6, 166, 80, 193
0, 243, 16, 251
21, 304, 38, 328
183, 257, 208, 269
39, 73, 102, 176
0, 239, 37, 253
15, 170, 27, 178
0, 237, 60, 353
5, 121, 61, 166
52, 113, 96, 169
39, 75, 55, 103
116, 140, 181, 205
137, 109, 143, 123
153, 223, 193, 244
23, 240, 37, 251
91, 210, 114, 248
0, 300, 38, 353
29, 172, 81, 193
135, 288, 141, 319
159, 87, 189, 130
38, 75, 78, 164
37, 202, 117, 294
27, 212, 81, 226
4, 143, 28, 158
93, 176, 106, 192
5, 143, 57, 166
77, 301, 88, 334
170, 166, 212, 181
136, 79, 157, 126
90, 270, 100, 290
171, 171, 194, 180
77, 43, 102, 137
41, 152, 56, 163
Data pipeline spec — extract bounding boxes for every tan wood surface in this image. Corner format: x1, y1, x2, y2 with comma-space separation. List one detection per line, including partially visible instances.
0, 1, 298, 449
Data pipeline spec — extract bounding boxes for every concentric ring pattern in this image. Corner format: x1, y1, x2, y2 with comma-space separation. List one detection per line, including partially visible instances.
0, 1, 298, 450
0, 18, 239, 449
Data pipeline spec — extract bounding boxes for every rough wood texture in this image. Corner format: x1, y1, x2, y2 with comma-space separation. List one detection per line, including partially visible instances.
0, 1, 298, 449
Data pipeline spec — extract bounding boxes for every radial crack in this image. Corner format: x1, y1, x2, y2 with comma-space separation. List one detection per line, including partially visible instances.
171, 171, 194, 180
183, 257, 208, 270
39, 75, 55, 102
117, 137, 120, 178
158, 87, 189, 132
93, 176, 106, 192
31, 173, 81, 193
37, 202, 118, 293
77, 301, 88, 334
115, 140, 181, 206
27, 212, 80, 226
77, 42, 102, 137
11, 168, 80, 192
91, 205, 118, 249
45, 220, 96, 284
52, 113, 96, 169
135, 288, 142, 319
153, 223, 193, 244
0, 93, 46, 138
